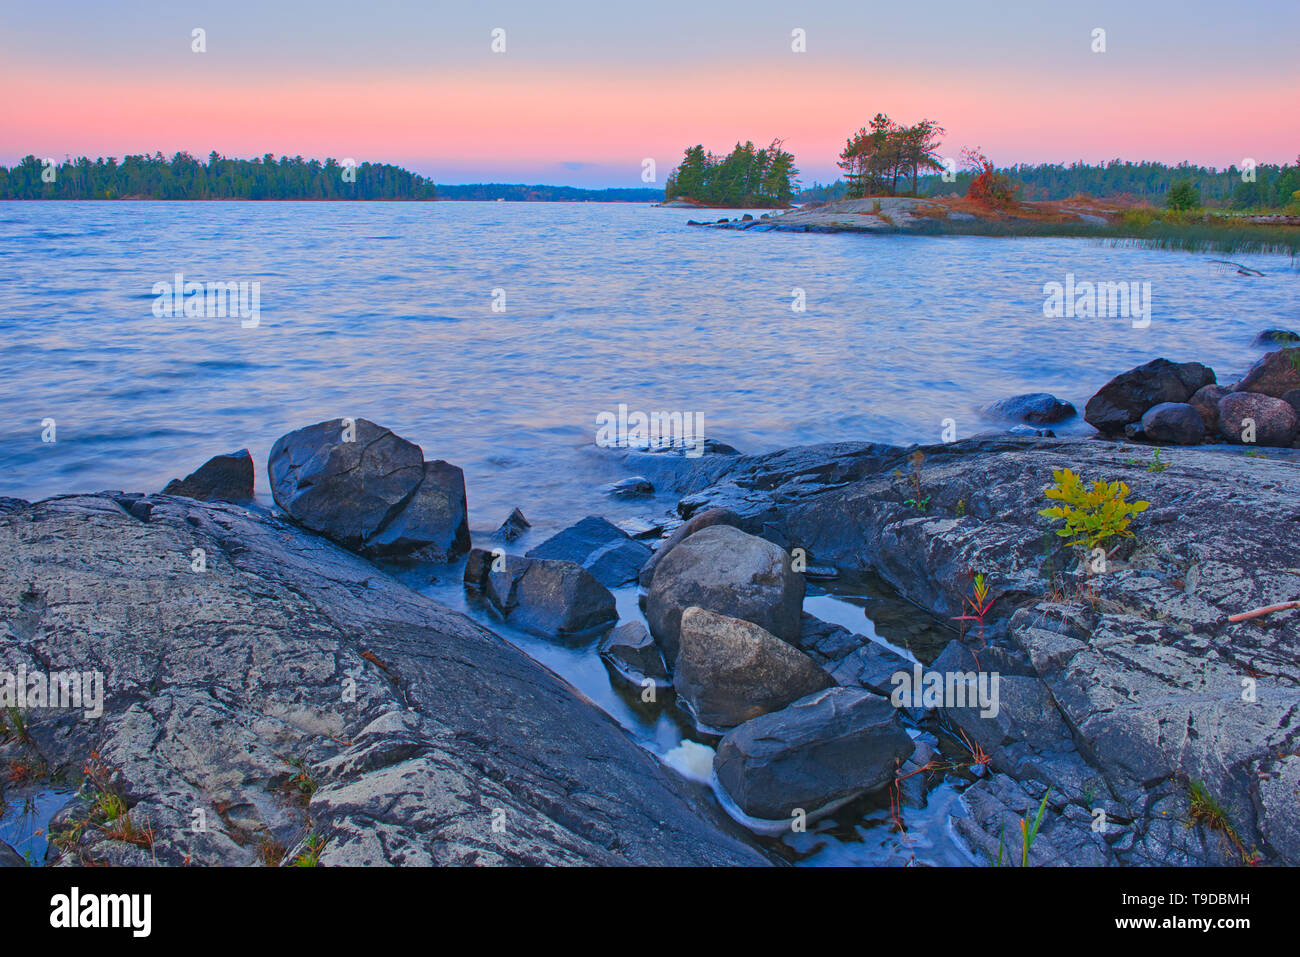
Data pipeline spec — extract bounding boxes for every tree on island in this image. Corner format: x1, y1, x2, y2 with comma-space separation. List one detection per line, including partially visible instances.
663, 139, 799, 207
0, 151, 439, 200
837, 115, 946, 198
962, 148, 1019, 207
1167, 180, 1201, 211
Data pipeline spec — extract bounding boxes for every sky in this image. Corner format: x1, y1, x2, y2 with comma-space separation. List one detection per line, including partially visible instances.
1, 0, 1297, 187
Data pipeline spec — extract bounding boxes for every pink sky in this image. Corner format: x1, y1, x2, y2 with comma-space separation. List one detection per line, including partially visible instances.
4, 5, 1297, 185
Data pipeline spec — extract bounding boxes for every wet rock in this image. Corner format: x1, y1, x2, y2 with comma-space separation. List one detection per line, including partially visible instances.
525, 515, 652, 588
1139, 402, 1205, 445
0, 493, 765, 866
646, 524, 804, 664
1188, 383, 1230, 432
482, 553, 618, 639
984, 393, 1076, 425
1283, 390, 1300, 416
267, 418, 470, 561
1217, 391, 1298, 446
598, 621, 670, 691
1252, 329, 1300, 347
637, 506, 742, 587
1236, 346, 1300, 397
673, 606, 834, 730
161, 449, 254, 502
1006, 425, 1056, 438
496, 507, 530, 542
1083, 358, 1215, 434
0, 498, 28, 515
713, 687, 911, 820
602, 476, 654, 497
0, 840, 25, 867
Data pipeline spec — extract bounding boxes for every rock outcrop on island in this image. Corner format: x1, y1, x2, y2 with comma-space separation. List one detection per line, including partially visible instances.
161, 449, 255, 502
0, 493, 767, 866
267, 418, 471, 562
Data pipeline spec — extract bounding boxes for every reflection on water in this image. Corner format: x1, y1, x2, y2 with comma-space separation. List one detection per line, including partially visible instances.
2, 201, 1294, 541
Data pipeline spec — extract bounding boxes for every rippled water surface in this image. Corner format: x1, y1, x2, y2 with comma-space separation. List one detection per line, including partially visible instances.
2, 201, 1296, 535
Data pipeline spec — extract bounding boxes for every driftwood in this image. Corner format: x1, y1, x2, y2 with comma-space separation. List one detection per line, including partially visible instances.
1227, 600, 1300, 622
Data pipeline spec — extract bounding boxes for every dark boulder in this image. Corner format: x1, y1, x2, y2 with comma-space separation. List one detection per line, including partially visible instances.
673, 606, 834, 730
162, 449, 254, 502
267, 419, 470, 561
1188, 384, 1230, 432
713, 687, 912, 820
526, 516, 651, 588
1217, 392, 1299, 447
637, 506, 742, 587
481, 553, 617, 639
1282, 390, 1300, 416
0, 840, 25, 867
1252, 329, 1300, 347
1139, 402, 1206, 445
1084, 359, 1215, 433
646, 524, 803, 664
598, 621, 670, 691
1236, 347, 1300, 398
984, 393, 1076, 425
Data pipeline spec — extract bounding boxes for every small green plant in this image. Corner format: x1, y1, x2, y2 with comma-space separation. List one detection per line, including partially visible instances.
952, 572, 995, 645
283, 758, 317, 804
290, 832, 327, 867
1146, 448, 1169, 473
1288, 348, 1300, 375
955, 498, 966, 517
1039, 467, 1149, 551
1186, 779, 1259, 864
1020, 788, 1051, 867
903, 451, 931, 512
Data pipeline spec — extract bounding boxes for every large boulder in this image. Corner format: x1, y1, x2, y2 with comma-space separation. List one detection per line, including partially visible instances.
637, 506, 742, 587
1282, 390, 1300, 416
984, 393, 1076, 425
526, 516, 651, 588
161, 449, 254, 502
1236, 347, 1300, 398
1217, 392, 1299, 447
1084, 359, 1215, 434
266, 419, 469, 561
1188, 384, 1230, 433
472, 552, 617, 639
1139, 402, 1205, 445
673, 606, 834, 729
714, 687, 912, 820
646, 525, 803, 664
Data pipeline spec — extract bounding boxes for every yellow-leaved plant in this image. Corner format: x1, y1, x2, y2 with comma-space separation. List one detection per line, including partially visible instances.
1038, 468, 1149, 551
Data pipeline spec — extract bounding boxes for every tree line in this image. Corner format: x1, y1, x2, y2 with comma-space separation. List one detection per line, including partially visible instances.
0, 151, 439, 200
664, 140, 799, 207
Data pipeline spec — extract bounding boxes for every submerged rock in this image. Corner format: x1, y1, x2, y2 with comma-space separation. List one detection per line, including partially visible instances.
646, 524, 803, 664
598, 621, 670, 691
267, 418, 470, 562
673, 606, 834, 730
1252, 329, 1300, 347
714, 687, 911, 821
1217, 391, 1298, 446
1083, 358, 1215, 434
496, 507, 530, 542
0, 494, 765, 866
984, 393, 1076, 425
602, 476, 654, 497
525, 515, 651, 588
1139, 401, 1205, 445
161, 449, 254, 502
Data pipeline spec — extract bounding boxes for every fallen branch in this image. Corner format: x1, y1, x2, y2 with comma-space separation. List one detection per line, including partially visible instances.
1227, 601, 1300, 622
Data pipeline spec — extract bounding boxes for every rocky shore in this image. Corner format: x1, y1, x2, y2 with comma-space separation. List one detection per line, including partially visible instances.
4, 353, 1299, 866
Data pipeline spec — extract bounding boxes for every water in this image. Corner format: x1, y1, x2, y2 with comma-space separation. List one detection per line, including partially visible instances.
2, 201, 1296, 865
1, 201, 1296, 539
